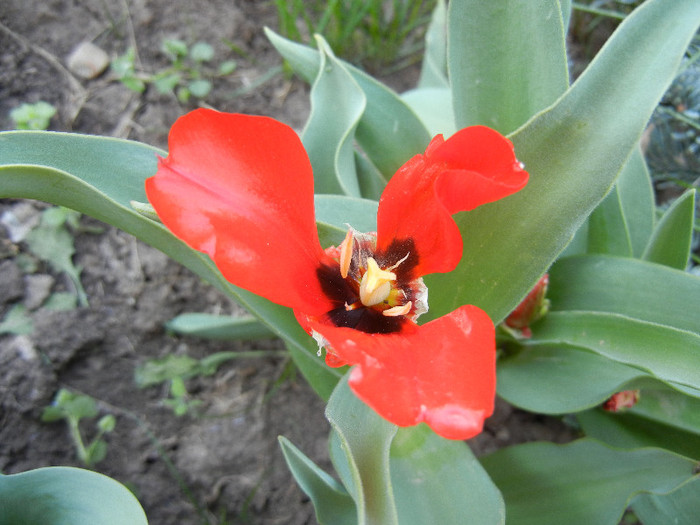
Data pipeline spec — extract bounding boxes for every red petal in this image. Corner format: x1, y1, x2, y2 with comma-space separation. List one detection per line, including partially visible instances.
377, 126, 528, 277
310, 305, 496, 440
146, 109, 332, 314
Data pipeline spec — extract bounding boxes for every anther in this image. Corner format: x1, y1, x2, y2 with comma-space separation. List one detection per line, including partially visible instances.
339, 229, 354, 279
382, 301, 412, 317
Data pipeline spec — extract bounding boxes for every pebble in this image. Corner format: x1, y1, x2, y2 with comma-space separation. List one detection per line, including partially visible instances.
24, 273, 54, 310
66, 41, 110, 79
0, 260, 23, 303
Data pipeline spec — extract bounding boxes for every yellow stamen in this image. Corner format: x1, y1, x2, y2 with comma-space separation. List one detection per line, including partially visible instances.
382, 301, 412, 317
359, 257, 396, 306
339, 229, 353, 279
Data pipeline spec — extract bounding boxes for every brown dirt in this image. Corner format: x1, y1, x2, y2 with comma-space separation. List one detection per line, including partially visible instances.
0, 1, 576, 523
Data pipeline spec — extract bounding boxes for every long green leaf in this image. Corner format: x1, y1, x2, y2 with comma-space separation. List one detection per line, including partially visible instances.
632, 478, 700, 525
302, 36, 365, 197
481, 438, 698, 525
586, 144, 654, 256
529, 311, 700, 391
548, 255, 700, 334
417, 0, 448, 89
630, 387, 700, 436
0, 466, 147, 525
265, 28, 431, 178
586, 182, 634, 256
497, 344, 652, 414
448, 0, 569, 134
0, 131, 341, 400
401, 87, 455, 137
615, 147, 656, 257
164, 313, 274, 340
643, 189, 696, 270
427, 0, 700, 324
390, 425, 505, 525
577, 408, 700, 461
325, 375, 399, 525
278, 436, 356, 525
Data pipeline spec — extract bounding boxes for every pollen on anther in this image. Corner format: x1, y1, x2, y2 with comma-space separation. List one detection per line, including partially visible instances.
339, 229, 354, 279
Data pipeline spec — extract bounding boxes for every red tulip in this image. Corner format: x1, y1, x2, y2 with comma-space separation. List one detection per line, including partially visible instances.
146, 109, 528, 439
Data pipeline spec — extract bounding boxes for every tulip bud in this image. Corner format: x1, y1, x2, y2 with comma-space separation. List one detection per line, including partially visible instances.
504, 274, 550, 338
603, 390, 640, 412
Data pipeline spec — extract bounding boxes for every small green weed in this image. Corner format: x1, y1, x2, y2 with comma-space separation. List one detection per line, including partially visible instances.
41, 388, 116, 468
24, 207, 89, 307
9, 101, 56, 130
0, 304, 33, 336
112, 39, 237, 103
135, 349, 285, 417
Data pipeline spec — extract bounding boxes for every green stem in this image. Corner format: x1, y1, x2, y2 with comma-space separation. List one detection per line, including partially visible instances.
67, 417, 91, 467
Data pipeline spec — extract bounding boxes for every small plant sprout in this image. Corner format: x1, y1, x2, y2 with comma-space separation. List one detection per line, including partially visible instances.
41, 389, 116, 468
24, 207, 89, 307
9, 101, 57, 130
113, 38, 237, 103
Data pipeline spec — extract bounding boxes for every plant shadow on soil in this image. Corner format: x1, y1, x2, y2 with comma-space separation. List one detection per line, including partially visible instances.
0, 1, 575, 523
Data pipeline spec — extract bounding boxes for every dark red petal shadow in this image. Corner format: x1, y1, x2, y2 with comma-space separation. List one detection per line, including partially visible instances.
146, 109, 332, 314
377, 126, 528, 278
309, 305, 496, 440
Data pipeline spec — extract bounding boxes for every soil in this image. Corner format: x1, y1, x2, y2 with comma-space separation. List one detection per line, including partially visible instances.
0, 1, 576, 524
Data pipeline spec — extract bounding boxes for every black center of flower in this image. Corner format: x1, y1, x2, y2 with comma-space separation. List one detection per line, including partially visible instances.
315, 236, 423, 334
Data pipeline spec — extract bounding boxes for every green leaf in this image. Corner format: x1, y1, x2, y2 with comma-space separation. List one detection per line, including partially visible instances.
278, 436, 357, 525
10, 101, 56, 130
448, 0, 569, 134
417, 0, 448, 89
481, 438, 698, 525
189, 41, 214, 62
427, 0, 700, 324
165, 313, 274, 340
0, 131, 340, 401
25, 207, 88, 306
643, 189, 696, 270
153, 72, 181, 94
0, 466, 147, 525
325, 375, 399, 525
97, 414, 116, 433
586, 182, 634, 256
85, 439, 108, 465
632, 477, 700, 525
187, 79, 212, 98
354, 151, 385, 202
315, 194, 378, 232
577, 408, 700, 461
390, 425, 505, 525
121, 76, 146, 93
497, 344, 651, 414
44, 292, 78, 311
0, 304, 33, 335
162, 38, 188, 59
614, 147, 655, 257
400, 87, 455, 136
134, 355, 200, 387
629, 387, 700, 436
218, 60, 237, 75
265, 28, 431, 178
528, 311, 700, 392
586, 148, 655, 257
302, 36, 365, 197
560, 0, 573, 32
548, 255, 700, 334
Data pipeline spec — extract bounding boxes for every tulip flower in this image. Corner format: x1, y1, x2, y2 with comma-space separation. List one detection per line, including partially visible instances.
146, 109, 528, 439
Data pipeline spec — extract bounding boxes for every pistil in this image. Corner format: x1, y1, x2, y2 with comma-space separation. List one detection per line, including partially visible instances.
359, 257, 396, 306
